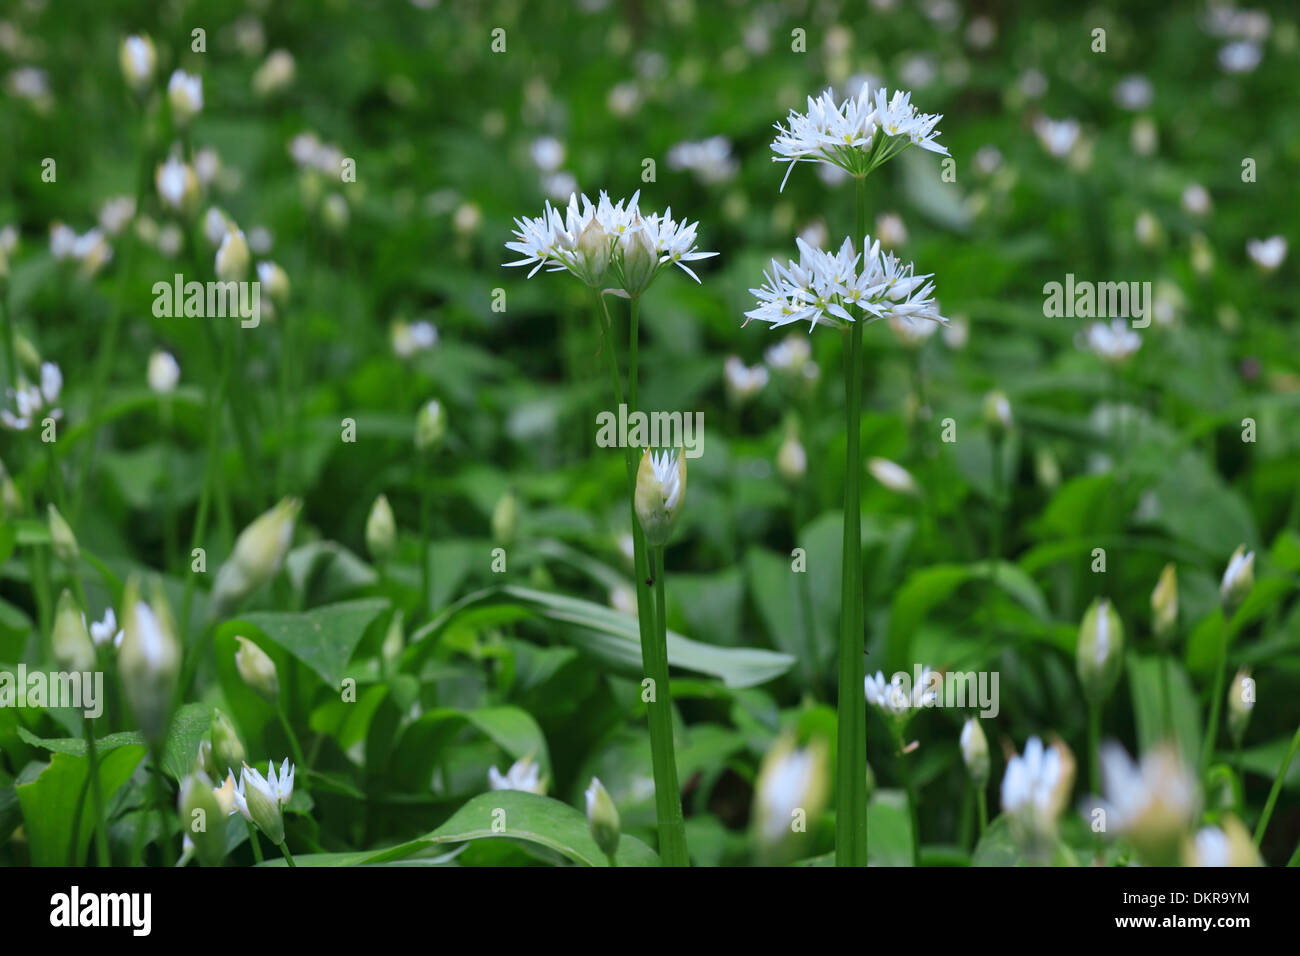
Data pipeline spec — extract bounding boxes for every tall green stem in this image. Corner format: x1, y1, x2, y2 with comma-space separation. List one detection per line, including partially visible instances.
1254, 721, 1300, 847
595, 294, 688, 866
83, 718, 110, 866
895, 736, 919, 866
835, 178, 868, 866
1087, 698, 1102, 795
1201, 611, 1230, 775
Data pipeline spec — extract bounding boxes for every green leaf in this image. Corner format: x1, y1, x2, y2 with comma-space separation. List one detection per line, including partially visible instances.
417, 586, 794, 688
867, 795, 914, 867
15, 747, 146, 865
1127, 653, 1201, 767
227, 598, 388, 687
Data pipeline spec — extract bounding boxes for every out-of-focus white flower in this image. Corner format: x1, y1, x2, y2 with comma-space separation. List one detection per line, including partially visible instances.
119, 35, 156, 93
452, 202, 481, 235
609, 585, 637, 617
505, 190, 716, 292
1017, 68, 1048, 99
235, 636, 280, 703
585, 776, 621, 859
745, 235, 945, 333
1097, 742, 1199, 864
1151, 563, 1178, 643
1218, 40, 1261, 73
1134, 209, 1162, 247
606, 81, 639, 116
966, 15, 996, 49
875, 211, 908, 248
864, 666, 937, 719
1227, 667, 1254, 745
118, 576, 181, 742
50, 223, 77, 260
1033, 116, 1080, 159
1130, 117, 1158, 158
973, 145, 1002, 177
415, 399, 445, 451
390, 319, 438, 358
203, 207, 228, 246
247, 226, 273, 255
867, 457, 919, 497
635, 448, 686, 547
889, 312, 939, 349
764, 335, 811, 377
211, 498, 301, 613
1185, 816, 1260, 867
770, 81, 947, 191
667, 136, 738, 185
1001, 736, 1074, 835
1085, 319, 1141, 364
214, 226, 250, 282
1, 361, 63, 431
724, 355, 768, 403
1076, 597, 1124, 703
156, 154, 200, 214
167, 69, 203, 124
1246, 236, 1286, 271
233, 759, 295, 845
960, 717, 990, 786
1181, 183, 1212, 217
90, 607, 124, 649
148, 350, 180, 394
751, 731, 830, 857
776, 432, 806, 484
1220, 544, 1255, 611
1190, 232, 1215, 275
983, 389, 1013, 436
366, 494, 396, 561
193, 147, 221, 187
52, 590, 95, 673
1113, 74, 1153, 110
157, 224, 183, 259
252, 49, 295, 97
488, 756, 546, 794
98, 196, 136, 236
943, 314, 969, 349
529, 136, 565, 173
7, 66, 52, 109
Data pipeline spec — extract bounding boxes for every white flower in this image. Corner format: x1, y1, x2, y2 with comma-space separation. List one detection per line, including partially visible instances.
194, 147, 221, 187
1220, 545, 1255, 609
1, 361, 63, 431
745, 235, 945, 333
1246, 236, 1286, 271
504, 190, 716, 292
1001, 736, 1071, 833
119, 35, 156, 92
252, 49, 295, 98
98, 196, 136, 236
89, 608, 124, 649
1218, 40, 1261, 73
867, 457, 919, 496
864, 666, 937, 718
488, 756, 545, 794
635, 448, 687, 546
1085, 319, 1141, 364
155, 155, 198, 213
1097, 743, 1199, 860
667, 136, 738, 185
203, 207, 228, 246
724, 356, 768, 403
167, 70, 203, 123
233, 759, 295, 844
764, 335, 811, 375
1033, 116, 1080, 159
1113, 74, 1153, 110
875, 211, 908, 248
770, 81, 947, 190
1181, 183, 1211, 217
753, 733, 830, 849
215, 226, 250, 282
529, 136, 565, 173
148, 350, 180, 394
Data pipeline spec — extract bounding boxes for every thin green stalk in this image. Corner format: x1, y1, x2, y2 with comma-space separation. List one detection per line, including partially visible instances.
0, 287, 17, 390
975, 785, 988, 838
834, 176, 869, 867
279, 841, 297, 867
1201, 612, 1230, 775
1288, 840, 1300, 867
1087, 699, 1102, 795
247, 821, 263, 862
895, 734, 919, 866
1254, 721, 1300, 847
420, 462, 433, 613
83, 718, 110, 866
278, 706, 307, 770
651, 546, 688, 865
151, 746, 175, 867
1160, 656, 1174, 742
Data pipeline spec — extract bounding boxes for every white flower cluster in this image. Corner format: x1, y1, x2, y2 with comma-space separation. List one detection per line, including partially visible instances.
1001, 735, 1069, 833
1, 362, 63, 431
745, 235, 945, 333
504, 190, 716, 294
864, 666, 938, 717
771, 84, 947, 190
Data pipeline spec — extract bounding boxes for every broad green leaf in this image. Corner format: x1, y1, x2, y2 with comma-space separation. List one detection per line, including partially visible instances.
1127, 653, 1201, 767
15, 747, 145, 866
227, 598, 388, 687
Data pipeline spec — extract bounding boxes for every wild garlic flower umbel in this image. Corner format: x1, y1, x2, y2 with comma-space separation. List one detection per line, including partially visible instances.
770, 84, 947, 190
233, 759, 295, 846
1, 362, 62, 431
865, 666, 938, 720
746, 236, 945, 333
504, 190, 716, 295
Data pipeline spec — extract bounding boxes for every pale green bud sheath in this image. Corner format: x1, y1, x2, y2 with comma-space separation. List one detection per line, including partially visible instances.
584, 777, 621, 863
1219, 545, 1254, 614
365, 493, 396, 562
1076, 597, 1124, 704
211, 497, 301, 614
47, 503, 79, 566
415, 399, 445, 452
234, 636, 280, 704
491, 490, 518, 546
617, 221, 658, 296
960, 717, 990, 788
1150, 563, 1178, 644
210, 708, 246, 776
634, 448, 686, 547
118, 575, 181, 744
178, 772, 229, 867
51, 589, 95, 674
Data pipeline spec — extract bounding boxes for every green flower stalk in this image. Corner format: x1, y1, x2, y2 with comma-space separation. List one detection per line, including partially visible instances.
960, 717, 990, 836
1203, 545, 1255, 774
1076, 597, 1124, 793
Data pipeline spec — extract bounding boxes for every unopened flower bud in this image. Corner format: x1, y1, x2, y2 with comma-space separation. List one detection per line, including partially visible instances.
155, 156, 200, 216
381, 610, 404, 669
1076, 597, 1124, 703
214, 226, 250, 282
321, 193, 349, 232
118, 576, 181, 742
212, 497, 301, 612
960, 717, 990, 788
415, 399, 445, 451
47, 504, 78, 566
618, 223, 657, 296
1227, 668, 1254, 746
635, 448, 686, 547
119, 35, 156, 93
776, 434, 807, 485
491, 490, 518, 545
256, 260, 290, 306
234, 636, 280, 704
1184, 815, 1261, 867
982, 389, 1012, 438
252, 49, 295, 98
167, 70, 203, 125
751, 731, 831, 861
575, 218, 611, 288
867, 457, 919, 497
1220, 545, 1254, 613
210, 708, 246, 776
1150, 563, 1178, 644
233, 759, 294, 846
584, 776, 621, 861
52, 590, 95, 674
366, 494, 396, 561
179, 772, 229, 867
